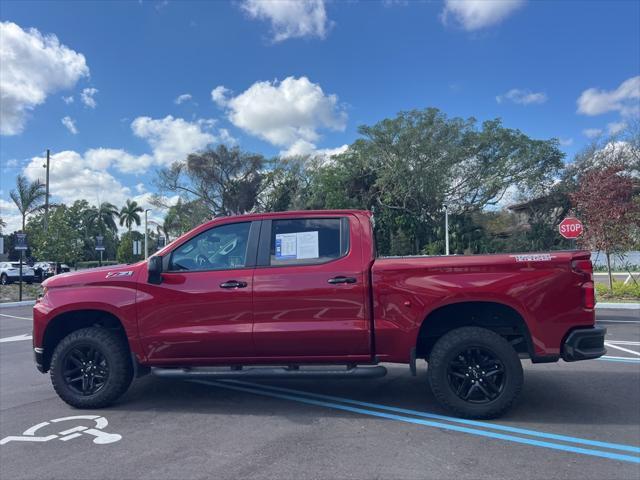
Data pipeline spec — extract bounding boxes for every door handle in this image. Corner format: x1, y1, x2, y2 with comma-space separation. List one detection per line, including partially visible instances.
220, 280, 248, 289
328, 276, 357, 285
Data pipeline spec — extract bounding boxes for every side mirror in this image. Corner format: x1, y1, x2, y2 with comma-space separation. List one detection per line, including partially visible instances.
147, 256, 163, 285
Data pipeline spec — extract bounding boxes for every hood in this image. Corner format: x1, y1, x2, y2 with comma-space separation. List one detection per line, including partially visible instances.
43, 262, 145, 288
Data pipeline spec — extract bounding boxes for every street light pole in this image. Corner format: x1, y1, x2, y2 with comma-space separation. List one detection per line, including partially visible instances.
444, 204, 449, 256
44, 149, 50, 233
144, 209, 151, 259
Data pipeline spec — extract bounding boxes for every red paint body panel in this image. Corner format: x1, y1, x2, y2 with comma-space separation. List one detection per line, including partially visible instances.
252, 213, 370, 357
371, 252, 595, 362
136, 268, 254, 361
33, 209, 595, 369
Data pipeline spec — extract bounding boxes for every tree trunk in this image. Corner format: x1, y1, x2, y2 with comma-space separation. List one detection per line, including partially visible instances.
605, 251, 613, 291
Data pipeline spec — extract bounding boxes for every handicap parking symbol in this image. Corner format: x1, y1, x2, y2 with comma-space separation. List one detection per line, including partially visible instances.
0, 415, 121, 445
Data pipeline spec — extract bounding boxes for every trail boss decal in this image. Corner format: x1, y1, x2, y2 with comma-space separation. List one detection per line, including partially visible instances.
105, 271, 133, 278
510, 254, 556, 262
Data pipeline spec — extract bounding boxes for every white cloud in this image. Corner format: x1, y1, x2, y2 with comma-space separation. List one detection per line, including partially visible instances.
80, 87, 98, 108
54, 116, 216, 175
240, 0, 330, 42
577, 76, 640, 117
174, 93, 192, 105
0, 21, 89, 135
281, 140, 348, 160
217, 76, 347, 154
23, 150, 132, 208
558, 137, 573, 147
218, 128, 237, 145
607, 121, 627, 135
4, 158, 19, 168
62, 95, 74, 104
131, 115, 215, 169
0, 198, 23, 233
61, 116, 78, 134
583, 128, 603, 139
441, 0, 525, 31
6, 115, 223, 231
496, 88, 547, 105
211, 85, 231, 107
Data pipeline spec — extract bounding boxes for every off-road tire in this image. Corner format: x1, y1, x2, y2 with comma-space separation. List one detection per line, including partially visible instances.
50, 327, 133, 408
427, 326, 523, 419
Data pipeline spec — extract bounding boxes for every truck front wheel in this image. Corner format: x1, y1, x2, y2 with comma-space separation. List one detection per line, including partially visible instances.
427, 326, 523, 419
50, 327, 133, 408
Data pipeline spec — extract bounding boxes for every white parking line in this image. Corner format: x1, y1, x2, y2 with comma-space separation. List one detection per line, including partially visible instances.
606, 341, 640, 346
604, 342, 640, 356
0, 313, 32, 321
0, 333, 32, 343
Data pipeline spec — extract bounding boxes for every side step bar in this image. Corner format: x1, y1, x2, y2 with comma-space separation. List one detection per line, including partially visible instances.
151, 365, 388, 380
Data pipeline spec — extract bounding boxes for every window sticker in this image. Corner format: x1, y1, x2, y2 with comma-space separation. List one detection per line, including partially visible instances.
275, 231, 319, 260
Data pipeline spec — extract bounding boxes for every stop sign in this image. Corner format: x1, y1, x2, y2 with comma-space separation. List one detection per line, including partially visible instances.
559, 217, 583, 239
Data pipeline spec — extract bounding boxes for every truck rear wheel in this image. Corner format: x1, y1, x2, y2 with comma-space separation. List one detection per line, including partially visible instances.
427, 326, 523, 419
50, 327, 133, 409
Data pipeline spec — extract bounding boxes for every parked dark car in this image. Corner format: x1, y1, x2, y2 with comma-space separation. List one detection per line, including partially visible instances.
33, 262, 70, 282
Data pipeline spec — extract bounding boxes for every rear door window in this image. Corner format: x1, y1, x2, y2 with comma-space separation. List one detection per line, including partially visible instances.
269, 218, 349, 266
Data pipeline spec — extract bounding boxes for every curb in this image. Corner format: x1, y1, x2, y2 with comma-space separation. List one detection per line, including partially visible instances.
0, 300, 36, 308
596, 302, 640, 310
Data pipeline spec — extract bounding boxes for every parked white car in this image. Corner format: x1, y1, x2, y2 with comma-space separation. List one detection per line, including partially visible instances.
0, 262, 35, 285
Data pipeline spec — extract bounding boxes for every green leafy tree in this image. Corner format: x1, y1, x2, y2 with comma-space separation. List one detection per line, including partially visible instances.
10, 174, 46, 231
119, 199, 143, 232
85, 202, 119, 235
303, 108, 565, 255
162, 199, 211, 237
26, 205, 83, 265
116, 230, 144, 264
154, 145, 265, 216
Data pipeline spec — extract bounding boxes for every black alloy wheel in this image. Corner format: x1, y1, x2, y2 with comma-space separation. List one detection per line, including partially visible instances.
446, 347, 505, 404
62, 344, 110, 396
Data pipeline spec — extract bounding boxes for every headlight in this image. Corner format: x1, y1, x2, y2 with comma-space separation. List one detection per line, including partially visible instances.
37, 287, 48, 303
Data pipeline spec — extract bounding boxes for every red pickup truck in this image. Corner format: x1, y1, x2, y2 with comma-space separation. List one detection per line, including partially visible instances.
33, 210, 605, 418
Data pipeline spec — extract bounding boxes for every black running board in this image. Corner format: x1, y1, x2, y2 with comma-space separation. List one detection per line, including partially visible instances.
151, 365, 387, 380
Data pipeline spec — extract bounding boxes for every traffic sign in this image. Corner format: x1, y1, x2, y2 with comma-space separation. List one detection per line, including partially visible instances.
559, 217, 583, 239
15, 233, 28, 250
95, 235, 105, 251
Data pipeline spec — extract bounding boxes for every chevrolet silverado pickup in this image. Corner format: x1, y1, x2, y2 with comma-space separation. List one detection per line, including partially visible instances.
33, 210, 606, 418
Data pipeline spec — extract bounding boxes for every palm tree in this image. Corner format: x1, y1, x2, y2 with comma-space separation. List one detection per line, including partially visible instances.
119, 199, 143, 232
85, 202, 119, 235
10, 175, 46, 231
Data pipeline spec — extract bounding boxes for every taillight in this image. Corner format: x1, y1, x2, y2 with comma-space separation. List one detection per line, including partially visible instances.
583, 281, 595, 309
572, 259, 593, 280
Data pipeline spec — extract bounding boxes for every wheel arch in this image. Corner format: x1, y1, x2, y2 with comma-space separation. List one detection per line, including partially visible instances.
415, 301, 534, 360
41, 309, 130, 372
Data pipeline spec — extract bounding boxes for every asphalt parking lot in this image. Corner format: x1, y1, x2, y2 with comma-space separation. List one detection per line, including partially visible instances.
0, 305, 639, 480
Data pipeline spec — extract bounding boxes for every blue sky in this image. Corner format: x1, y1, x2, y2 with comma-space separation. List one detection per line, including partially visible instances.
1, 0, 639, 232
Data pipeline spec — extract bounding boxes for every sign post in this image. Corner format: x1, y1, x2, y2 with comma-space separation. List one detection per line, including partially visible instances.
15, 233, 28, 301
95, 236, 105, 267
558, 217, 583, 249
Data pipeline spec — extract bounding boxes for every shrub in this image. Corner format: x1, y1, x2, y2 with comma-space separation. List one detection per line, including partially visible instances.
596, 280, 640, 301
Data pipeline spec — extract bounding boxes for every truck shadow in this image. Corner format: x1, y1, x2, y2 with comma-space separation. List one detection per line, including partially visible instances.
113, 363, 640, 428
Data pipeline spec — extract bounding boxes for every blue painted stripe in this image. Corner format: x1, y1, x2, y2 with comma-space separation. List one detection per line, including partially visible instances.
200, 380, 640, 464
223, 379, 640, 455
598, 357, 640, 364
